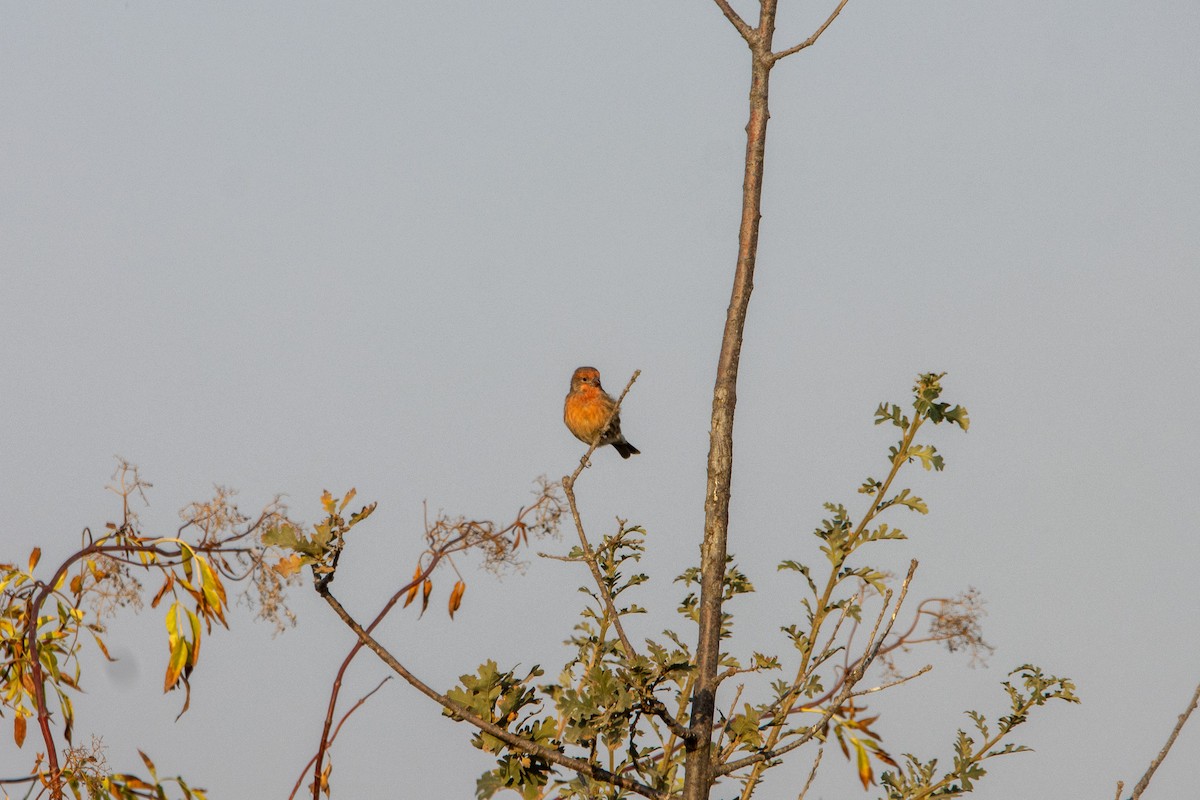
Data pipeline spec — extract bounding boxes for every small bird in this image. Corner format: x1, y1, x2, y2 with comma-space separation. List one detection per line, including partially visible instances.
563, 366, 640, 459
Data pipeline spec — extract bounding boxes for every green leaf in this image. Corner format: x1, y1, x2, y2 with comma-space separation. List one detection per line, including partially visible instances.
882, 488, 928, 514
906, 444, 945, 471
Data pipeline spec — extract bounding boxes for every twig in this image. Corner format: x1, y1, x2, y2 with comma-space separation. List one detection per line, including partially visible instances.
771, 0, 852, 62
1113, 781, 1124, 800
711, 0, 755, 44
717, 562, 919, 778
864, 561, 916, 663
0, 775, 38, 786
714, 684, 746, 759
852, 664, 932, 697
317, 586, 663, 799
641, 695, 693, 742
1129, 680, 1200, 799
288, 678, 391, 800
801, 587, 935, 710
537, 551, 583, 563
796, 747, 823, 800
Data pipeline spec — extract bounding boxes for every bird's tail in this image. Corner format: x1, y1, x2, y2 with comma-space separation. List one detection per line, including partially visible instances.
613, 441, 641, 459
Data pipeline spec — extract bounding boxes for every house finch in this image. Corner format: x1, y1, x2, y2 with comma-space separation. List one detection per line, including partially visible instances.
563, 366, 640, 459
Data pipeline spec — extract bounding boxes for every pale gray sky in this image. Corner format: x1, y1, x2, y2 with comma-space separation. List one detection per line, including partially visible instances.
2, 2, 1198, 798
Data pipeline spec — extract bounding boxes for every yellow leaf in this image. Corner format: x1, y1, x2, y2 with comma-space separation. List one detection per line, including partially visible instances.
179, 542, 195, 582
164, 637, 188, 692
448, 580, 466, 619
13, 714, 26, 748
28, 548, 41, 573
197, 558, 229, 627
854, 737, 874, 789
165, 601, 180, 645
187, 609, 202, 666
321, 490, 335, 514
339, 488, 357, 513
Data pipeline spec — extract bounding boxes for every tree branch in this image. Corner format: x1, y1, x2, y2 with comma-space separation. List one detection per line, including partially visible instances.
641, 695, 693, 742
1129, 680, 1200, 800
851, 664, 932, 697
797, 747, 823, 800
685, 3, 778, 793
289, 678, 391, 800
304, 488, 560, 799
771, 0, 852, 62
316, 586, 664, 799
711, 0, 755, 44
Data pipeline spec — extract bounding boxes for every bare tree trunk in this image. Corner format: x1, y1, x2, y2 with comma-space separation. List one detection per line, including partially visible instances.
683, 5, 777, 797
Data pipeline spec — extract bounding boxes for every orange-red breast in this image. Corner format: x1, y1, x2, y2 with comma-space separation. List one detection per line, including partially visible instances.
563, 366, 640, 459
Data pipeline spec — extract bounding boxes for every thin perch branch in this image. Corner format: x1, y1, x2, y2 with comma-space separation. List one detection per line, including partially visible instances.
561, 370, 641, 660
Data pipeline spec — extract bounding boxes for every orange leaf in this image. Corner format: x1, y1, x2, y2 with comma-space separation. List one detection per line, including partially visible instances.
69, 574, 84, 596
319, 761, 332, 796
93, 634, 115, 662
122, 778, 156, 791
138, 749, 158, 779
273, 554, 304, 577
448, 581, 466, 619
13, 714, 26, 748
28, 547, 41, 573
420, 579, 432, 615
403, 566, 422, 608
150, 575, 174, 609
